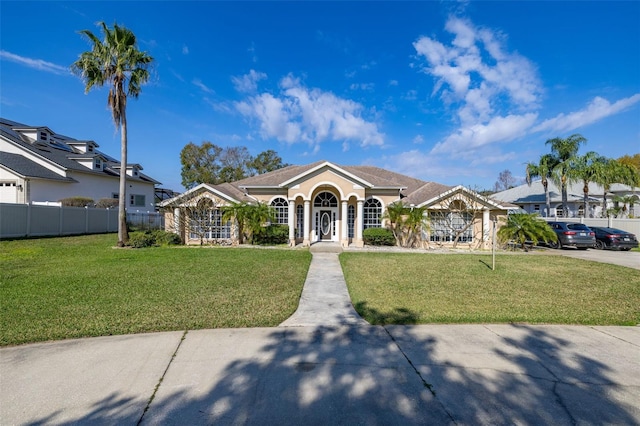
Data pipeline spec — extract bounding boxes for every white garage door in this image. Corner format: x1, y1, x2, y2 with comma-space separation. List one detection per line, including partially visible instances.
0, 182, 18, 203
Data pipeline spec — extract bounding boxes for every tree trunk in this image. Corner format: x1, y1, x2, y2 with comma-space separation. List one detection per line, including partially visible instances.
583, 182, 589, 218
543, 180, 551, 217
117, 114, 129, 247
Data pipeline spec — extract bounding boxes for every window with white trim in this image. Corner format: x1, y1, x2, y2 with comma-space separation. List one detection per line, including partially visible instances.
270, 197, 289, 224
348, 204, 355, 238
313, 192, 338, 207
190, 208, 231, 239
363, 198, 382, 229
429, 211, 473, 243
296, 204, 304, 238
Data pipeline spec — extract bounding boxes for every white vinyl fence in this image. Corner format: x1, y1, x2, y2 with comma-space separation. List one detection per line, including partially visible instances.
544, 217, 640, 236
0, 203, 164, 239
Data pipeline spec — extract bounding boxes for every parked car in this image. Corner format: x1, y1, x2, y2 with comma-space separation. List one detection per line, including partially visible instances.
590, 226, 639, 251
547, 222, 595, 249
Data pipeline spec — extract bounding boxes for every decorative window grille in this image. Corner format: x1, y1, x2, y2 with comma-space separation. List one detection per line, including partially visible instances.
429, 211, 473, 243
363, 198, 382, 229
348, 205, 355, 238
270, 197, 289, 224
296, 204, 304, 238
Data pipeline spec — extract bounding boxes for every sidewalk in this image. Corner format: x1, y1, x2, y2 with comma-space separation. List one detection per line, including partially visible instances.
2, 325, 638, 425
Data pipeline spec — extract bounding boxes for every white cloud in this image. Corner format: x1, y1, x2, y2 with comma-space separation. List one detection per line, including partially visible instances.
413, 135, 424, 144
389, 80, 399, 86
192, 78, 213, 93
0, 50, 69, 75
235, 74, 384, 150
413, 16, 541, 127
349, 82, 375, 91
432, 113, 538, 155
231, 69, 267, 93
182, 45, 189, 55
533, 94, 640, 134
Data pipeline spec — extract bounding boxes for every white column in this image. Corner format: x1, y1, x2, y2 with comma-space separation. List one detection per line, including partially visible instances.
303, 200, 311, 246
356, 200, 364, 247
341, 200, 348, 247
482, 208, 490, 249
288, 201, 295, 245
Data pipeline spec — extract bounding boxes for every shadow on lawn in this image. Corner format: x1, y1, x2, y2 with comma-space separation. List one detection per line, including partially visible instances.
354, 301, 419, 325
21, 324, 638, 425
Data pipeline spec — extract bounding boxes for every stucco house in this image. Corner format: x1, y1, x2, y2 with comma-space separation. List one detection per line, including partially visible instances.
0, 118, 160, 208
492, 180, 639, 218
160, 160, 515, 248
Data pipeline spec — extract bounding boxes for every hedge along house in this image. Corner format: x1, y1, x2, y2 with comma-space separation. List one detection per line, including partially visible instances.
160, 161, 516, 248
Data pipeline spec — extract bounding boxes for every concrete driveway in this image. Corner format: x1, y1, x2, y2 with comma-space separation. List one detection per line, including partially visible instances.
547, 247, 640, 270
2, 325, 639, 425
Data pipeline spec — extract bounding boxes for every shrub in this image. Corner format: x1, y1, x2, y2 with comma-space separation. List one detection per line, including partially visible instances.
128, 231, 155, 248
151, 229, 183, 246
96, 198, 119, 209
363, 227, 396, 246
59, 197, 94, 207
254, 224, 289, 245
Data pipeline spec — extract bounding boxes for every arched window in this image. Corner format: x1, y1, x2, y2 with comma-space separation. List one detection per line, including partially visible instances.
363, 198, 382, 229
313, 192, 338, 207
270, 197, 289, 224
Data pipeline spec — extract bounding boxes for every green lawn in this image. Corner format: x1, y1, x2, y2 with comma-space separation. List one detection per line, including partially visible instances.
341, 252, 640, 326
0, 234, 311, 346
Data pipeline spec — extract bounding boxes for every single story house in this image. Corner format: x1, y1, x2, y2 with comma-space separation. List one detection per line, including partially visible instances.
0, 118, 160, 208
160, 161, 516, 248
492, 180, 639, 218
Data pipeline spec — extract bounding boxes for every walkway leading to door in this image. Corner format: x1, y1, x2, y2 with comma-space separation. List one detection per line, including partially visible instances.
279, 243, 368, 327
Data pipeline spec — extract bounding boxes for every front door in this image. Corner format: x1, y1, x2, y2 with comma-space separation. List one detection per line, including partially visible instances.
320, 210, 332, 240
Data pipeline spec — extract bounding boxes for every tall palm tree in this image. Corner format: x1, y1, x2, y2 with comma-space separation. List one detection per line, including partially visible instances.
570, 151, 607, 218
71, 22, 153, 247
546, 134, 587, 218
526, 153, 558, 217
592, 159, 640, 217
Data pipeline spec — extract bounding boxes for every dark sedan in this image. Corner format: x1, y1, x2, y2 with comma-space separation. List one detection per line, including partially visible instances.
590, 226, 639, 251
547, 222, 596, 249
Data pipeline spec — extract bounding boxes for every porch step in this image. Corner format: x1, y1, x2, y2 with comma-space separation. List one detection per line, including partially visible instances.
309, 242, 343, 253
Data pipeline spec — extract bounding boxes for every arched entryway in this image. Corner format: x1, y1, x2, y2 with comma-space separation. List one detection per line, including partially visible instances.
313, 191, 338, 242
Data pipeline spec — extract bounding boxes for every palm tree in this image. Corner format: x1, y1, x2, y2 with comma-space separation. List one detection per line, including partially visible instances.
592, 159, 640, 217
221, 201, 251, 245
382, 202, 429, 248
526, 154, 558, 217
71, 22, 153, 247
245, 202, 276, 244
497, 213, 557, 251
546, 134, 587, 217
570, 151, 607, 218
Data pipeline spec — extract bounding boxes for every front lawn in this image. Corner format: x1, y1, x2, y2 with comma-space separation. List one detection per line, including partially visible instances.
0, 234, 311, 346
341, 252, 640, 326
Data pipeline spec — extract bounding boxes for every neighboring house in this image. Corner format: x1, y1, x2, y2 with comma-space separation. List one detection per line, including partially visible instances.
492, 180, 639, 218
0, 118, 160, 208
160, 160, 515, 248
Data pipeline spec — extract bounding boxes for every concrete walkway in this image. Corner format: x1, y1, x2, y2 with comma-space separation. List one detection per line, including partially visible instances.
280, 243, 368, 327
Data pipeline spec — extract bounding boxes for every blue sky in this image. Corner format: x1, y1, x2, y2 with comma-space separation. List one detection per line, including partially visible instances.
1, 1, 639, 192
